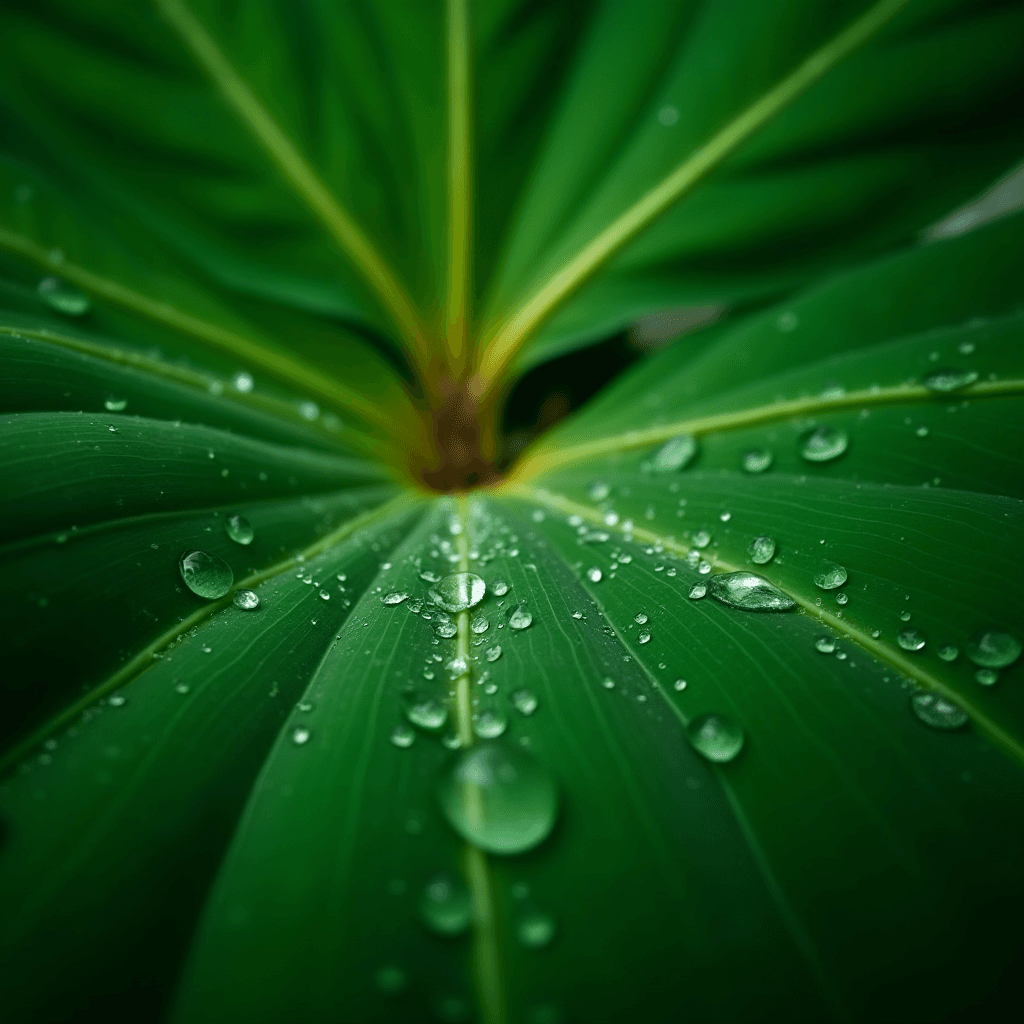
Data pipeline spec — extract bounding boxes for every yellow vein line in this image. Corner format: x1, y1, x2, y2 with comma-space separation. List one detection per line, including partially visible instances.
0, 324, 395, 459
0, 224, 398, 433
512, 378, 1024, 480
453, 495, 505, 1024
474, 0, 912, 391
445, 0, 471, 375
0, 492, 420, 776
156, 0, 434, 373
507, 482, 1024, 768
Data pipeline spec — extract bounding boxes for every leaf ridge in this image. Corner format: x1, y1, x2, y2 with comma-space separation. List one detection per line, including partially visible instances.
474, 0, 913, 393
155, 0, 435, 374
510, 483, 1024, 768
512, 378, 1024, 479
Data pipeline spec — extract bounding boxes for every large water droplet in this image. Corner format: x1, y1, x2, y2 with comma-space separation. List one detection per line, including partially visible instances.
437, 741, 558, 855
233, 589, 259, 610
474, 709, 508, 739
800, 426, 848, 463
741, 449, 773, 474
686, 713, 744, 762
179, 550, 233, 599
748, 536, 776, 565
224, 514, 254, 545
910, 692, 968, 730
509, 604, 533, 630
511, 689, 538, 716
404, 692, 449, 732
420, 874, 472, 935
430, 572, 486, 613
517, 910, 556, 949
813, 561, 847, 590
651, 434, 698, 472
708, 572, 794, 611
923, 368, 979, 393
897, 628, 926, 652
966, 631, 1021, 668
37, 276, 90, 315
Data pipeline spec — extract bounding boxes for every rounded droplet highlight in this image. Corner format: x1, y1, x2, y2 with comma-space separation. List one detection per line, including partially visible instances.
224, 514, 254, 546
382, 592, 409, 606
923, 368, 978, 393
233, 589, 259, 610
815, 636, 836, 654
430, 572, 486, 613
511, 689, 538, 716
741, 449, 773, 474
686, 713, 744, 763
910, 692, 968, 730
586, 567, 602, 583
509, 604, 533, 630
748, 536, 776, 565
403, 692, 449, 732
104, 396, 127, 412
179, 549, 233, 599
470, 614, 490, 634
975, 668, 998, 687
485, 645, 503, 662
688, 583, 707, 600
37, 276, 90, 315
292, 726, 311, 745
966, 631, 1021, 668
437, 741, 558, 855
651, 434, 698, 472
813, 561, 847, 590
517, 910, 556, 949
897, 628, 926, 652
708, 572, 794, 611
800, 425, 848, 463
390, 722, 416, 748
474, 710, 508, 739
420, 874, 472, 935
588, 481, 610, 501
938, 645, 959, 662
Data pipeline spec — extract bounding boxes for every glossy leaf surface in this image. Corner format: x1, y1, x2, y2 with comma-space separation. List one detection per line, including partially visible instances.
1, 3, 1023, 1024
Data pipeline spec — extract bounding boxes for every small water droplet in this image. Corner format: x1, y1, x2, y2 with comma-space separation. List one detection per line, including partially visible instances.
37, 276, 90, 315
938, 645, 959, 662
390, 722, 415, 748
404, 693, 449, 732
708, 572, 794, 611
471, 614, 490, 634
511, 689, 538, 716
910, 692, 968, 730
966, 631, 1021, 668
233, 589, 259, 610
491, 579, 509, 596
900, 610, 912, 622
638, 631, 651, 644
634, 613, 648, 625
588, 482, 610, 501
686, 713, 744, 762
435, 621, 458, 639
374, 965, 406, 995
318, 589, 330, 601
509, 604, 533, 630
486, 645, 503, 662
674, 679, 687, 691
224, 514, 254, 545
108, 692, 127, 707
420, 874, 472, 935
437, 741, 558, 855
175, 682, 190, 695
103, 396, 127, 412
692, 530, 711, 549
602, 678, 615, 689
179, 550, 233, 599
292, 726, 311, 745
585, 567, 603, 583
897, 628, 926, 652
421, 571, 441, 583
232, 371, 254, 393
836, 592, 848, 606
748, 536, 776, 565
741, 449, 773, 474
651, 434, 698, 472
800, 426, 848, 463
813, 561, 847, 590
517, 910, 556, 948
923, 368, 979, 393
382, 591, 409, 605
430, 572, 486, 613
474, 709, 508, 739
688, 583, 707, 600
298, 400, 319, 421
975, 668, 999, 687
815, 637, 836, 654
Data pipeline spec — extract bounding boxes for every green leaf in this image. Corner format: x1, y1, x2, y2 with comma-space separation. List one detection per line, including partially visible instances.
1, 3, 1024, 1023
